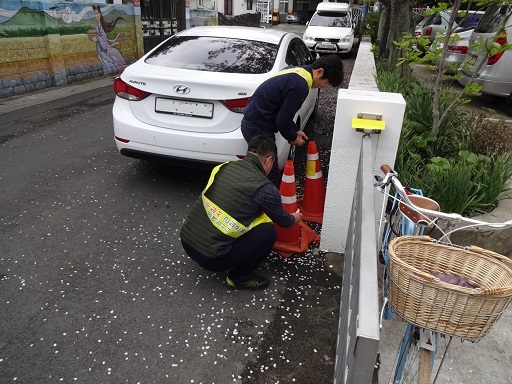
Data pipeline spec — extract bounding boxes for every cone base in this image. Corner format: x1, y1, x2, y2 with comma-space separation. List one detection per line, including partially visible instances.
272, 221, 320, 258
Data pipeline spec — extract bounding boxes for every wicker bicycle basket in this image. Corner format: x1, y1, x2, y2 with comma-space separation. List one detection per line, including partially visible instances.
388, 236, 512, 340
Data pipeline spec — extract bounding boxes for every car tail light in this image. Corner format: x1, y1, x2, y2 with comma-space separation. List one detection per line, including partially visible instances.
414, 31, 421, 37
115, 136, 130, 143
113, 77, 151, 101
487, 30, 507, 65
220, 98, 250, 113
425, 26, 433, 36
447, 45, 468, 54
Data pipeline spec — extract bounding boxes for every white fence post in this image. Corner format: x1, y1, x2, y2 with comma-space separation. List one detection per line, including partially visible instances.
320, 90, 405, 253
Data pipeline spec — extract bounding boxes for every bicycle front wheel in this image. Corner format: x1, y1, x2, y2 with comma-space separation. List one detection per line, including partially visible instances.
388, 326, 451, 384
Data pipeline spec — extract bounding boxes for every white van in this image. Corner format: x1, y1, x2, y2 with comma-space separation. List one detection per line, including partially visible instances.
303, 2, 359, 55
458, 5, 512, 100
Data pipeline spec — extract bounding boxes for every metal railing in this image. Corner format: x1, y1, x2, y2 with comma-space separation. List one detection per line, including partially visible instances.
256, 1, 271, 23
141, 0, 185, 53
333, 135, 380, 383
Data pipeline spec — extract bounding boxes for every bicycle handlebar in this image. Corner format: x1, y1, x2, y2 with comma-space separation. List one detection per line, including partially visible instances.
377, 164, 512, 230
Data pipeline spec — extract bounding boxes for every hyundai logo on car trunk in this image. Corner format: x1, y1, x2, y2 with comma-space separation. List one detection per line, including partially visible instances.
174, 85, 190, 95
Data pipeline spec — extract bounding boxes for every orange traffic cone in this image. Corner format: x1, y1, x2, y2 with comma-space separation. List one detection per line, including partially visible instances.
273, 160, 321, 258
300, 141, 326, 223
275, 160, 300, 245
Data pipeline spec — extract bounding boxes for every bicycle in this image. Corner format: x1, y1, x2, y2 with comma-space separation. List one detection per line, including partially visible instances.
375, 164, 512, 384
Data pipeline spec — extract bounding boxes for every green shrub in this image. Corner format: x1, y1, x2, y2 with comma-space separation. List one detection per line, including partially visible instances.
361, 12, 381, 43
375, 63, 512, 215
415, 153, 512, 214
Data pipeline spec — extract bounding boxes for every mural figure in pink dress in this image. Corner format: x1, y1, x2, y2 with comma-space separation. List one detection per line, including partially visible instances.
91, 5, 127, 75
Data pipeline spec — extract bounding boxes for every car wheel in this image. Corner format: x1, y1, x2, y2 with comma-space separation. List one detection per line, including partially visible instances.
288, 144, 296, 162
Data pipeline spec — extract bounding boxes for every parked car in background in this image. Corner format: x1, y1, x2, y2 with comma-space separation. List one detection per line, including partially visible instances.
414, 13, 430, 37
421, 11, 458, 45
112, 26, 319, 170
440, 26, 474, 74
456, 11, 485, 30
458, 5, 512, 100
286, 9, 315, 25
420, 10, 484, 50
303, 2, 359, 55
413, 13, 431, 52
423, 11, 484, 43
429, 11, 484, 73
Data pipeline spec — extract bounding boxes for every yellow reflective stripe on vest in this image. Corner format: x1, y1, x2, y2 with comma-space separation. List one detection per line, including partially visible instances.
201, 162, 271, 238
273, 67, 313, 89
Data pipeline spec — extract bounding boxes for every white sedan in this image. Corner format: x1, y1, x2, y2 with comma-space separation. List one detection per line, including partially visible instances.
112, 26, 319, 169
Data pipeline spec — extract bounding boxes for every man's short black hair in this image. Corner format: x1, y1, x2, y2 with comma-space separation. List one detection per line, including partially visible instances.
312, 54, 344, 87
247, 135, 278, 160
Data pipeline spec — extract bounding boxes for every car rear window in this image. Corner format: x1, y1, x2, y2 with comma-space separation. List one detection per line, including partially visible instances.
310, 11, 352, 27
423, 14, 437, 27
145, 36, 278, 74
458, 13, 484, 29
474, 5, 509, 33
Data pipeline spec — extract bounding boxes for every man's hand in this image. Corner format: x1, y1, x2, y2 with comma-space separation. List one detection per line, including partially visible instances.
291, 212, 303, 224
289, 131, 308, 146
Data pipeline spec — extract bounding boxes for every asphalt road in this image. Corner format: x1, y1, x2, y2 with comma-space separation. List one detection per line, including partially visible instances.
0, 33, 354, 383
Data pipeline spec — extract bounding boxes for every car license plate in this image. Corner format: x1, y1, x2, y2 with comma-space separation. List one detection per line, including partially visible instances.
466, 53, 477, 67
155, 98, 214, 118
317, 43, 336, 50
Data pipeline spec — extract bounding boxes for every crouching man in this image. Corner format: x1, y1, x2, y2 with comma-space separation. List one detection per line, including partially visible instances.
180, 136, 302, 290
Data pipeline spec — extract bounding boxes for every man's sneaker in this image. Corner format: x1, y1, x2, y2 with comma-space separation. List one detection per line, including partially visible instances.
226, 272, 270, 290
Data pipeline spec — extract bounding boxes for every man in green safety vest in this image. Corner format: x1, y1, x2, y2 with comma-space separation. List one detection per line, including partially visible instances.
180, 136, 302, 290
241, 54, 344, 187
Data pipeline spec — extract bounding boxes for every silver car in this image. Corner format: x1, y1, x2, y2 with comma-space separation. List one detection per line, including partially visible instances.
438, 27, 474, 74
458, 5, 512, 99
286, 10, 314, 25
420, 10, 483, 50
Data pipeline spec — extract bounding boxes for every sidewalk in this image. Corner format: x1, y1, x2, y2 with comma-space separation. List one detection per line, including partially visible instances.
0, 76, 114, 116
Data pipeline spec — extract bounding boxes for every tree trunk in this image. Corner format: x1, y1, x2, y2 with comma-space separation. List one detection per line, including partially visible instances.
378, 9, 390, 57
378, 0, 391, 58
431, 0, 462, 135
387, 0, 411, 74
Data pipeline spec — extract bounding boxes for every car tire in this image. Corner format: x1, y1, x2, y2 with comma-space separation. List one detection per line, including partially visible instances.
506, 92, 512, 105
288, 116, 302, 162
288, 144, 296, 162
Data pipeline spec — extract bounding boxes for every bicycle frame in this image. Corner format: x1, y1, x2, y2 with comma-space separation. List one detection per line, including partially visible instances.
379, 187, 438, 383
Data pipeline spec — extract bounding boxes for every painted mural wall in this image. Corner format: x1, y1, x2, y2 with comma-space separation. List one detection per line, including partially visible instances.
0, 1, 144, 99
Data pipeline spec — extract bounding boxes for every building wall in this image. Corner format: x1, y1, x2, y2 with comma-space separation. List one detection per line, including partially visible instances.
188, 0, 218, 28
0, 0, 144, 98
215, 0, 270, 18
0, 0, 289, 99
